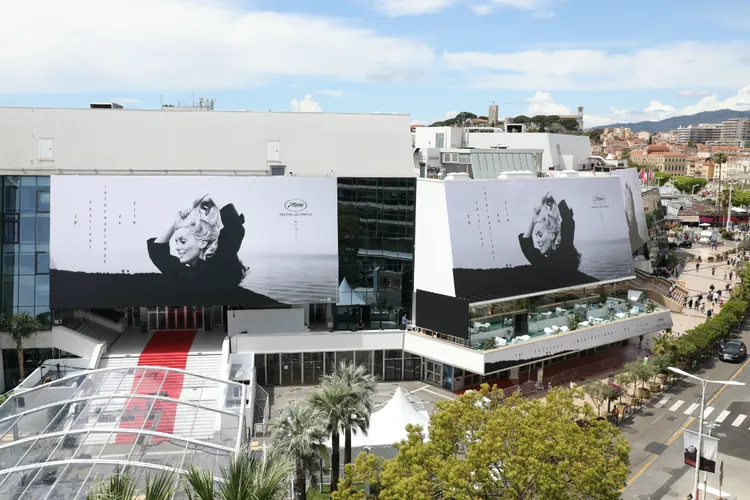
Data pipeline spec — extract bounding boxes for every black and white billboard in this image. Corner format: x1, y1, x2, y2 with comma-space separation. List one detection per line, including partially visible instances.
415, 289, 469, 339
613, 169, 648, 252
50, 176, 339, 308
445, 177, 635, 302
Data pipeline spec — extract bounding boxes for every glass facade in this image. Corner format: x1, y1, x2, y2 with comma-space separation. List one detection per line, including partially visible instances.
336, 178, 416, 330
1, 176, 51, 327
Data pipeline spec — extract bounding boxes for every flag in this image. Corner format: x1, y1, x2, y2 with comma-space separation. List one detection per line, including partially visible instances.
684, 429, 719, 473
650, 168, 655, 181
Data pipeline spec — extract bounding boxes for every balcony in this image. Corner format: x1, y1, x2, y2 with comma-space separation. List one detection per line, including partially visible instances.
403, 298, 672, 374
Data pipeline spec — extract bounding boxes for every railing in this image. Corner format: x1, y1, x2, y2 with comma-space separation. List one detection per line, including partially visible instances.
253, 384, 270, 437
499, 357, 620, 397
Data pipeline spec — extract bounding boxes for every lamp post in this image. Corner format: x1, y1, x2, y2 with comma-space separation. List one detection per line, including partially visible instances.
667, 367, 745, 500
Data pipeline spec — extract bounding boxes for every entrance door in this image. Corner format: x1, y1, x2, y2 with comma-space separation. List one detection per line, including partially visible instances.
280, 353, 302, 385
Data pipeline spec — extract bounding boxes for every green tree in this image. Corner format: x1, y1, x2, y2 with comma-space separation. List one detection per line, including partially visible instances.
310, 366, 374, 493
654, 171, 671, 186
513, 115, 531, 124
614, 372, 635, 403
270, 402, 328, 500
87, 469, 176, 500
0, 312, 42, 381
560, 117, 579, 131
624, 359, 655, 393
687, 140, 695, 148
621, 148, 632, 161
672, 176, 707, 194
530, 115, 548, 131
341, 386, 630, 499
582, 381, 617, 417
323, 362, 377, 466
183, 450, 294, 500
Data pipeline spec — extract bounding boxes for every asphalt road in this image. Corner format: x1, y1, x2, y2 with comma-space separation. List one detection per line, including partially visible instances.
623, 328, 750, 499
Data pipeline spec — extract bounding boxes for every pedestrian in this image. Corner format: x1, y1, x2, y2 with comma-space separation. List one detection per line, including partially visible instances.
717, 289, 722, 299
728, 258, 731, 266
612, 406, 620, 426
726, 283, 731, 291
712, 265, 716, 276
720, 300, 724, 307
688, 298, 694, 309
729, 271, 734, 281
724, 271, 728, 280
710, 284, 715, 292
696, 262, 700, 271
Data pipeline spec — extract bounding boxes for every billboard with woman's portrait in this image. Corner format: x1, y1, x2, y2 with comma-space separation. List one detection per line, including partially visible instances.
613, 169, 649, 252
50, 175, 339, 308
445, 177, 635, 302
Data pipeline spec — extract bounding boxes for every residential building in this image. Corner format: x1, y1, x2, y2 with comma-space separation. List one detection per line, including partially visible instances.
720, 118, 750, 147
676, 124, 722, 144
636, 131, 651, 141
630, 145, 687, 175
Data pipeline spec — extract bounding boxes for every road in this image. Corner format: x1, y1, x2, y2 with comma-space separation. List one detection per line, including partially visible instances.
623, 327, 750, 499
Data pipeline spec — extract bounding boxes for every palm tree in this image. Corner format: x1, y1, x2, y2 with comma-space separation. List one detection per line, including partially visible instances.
309, 377, 354, 492
87, 469, 176, 500
324, 362, 377, 466
184, 449, 294, 500
0, 312, 41, 382
270, 401, 328, 500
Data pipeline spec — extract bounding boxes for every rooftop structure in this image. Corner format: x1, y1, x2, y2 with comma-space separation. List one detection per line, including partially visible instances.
0, 366, 246, 499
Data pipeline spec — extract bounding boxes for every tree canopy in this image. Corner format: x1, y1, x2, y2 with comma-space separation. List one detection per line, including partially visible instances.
672, 176, 707, 194
333, 386, 630, 500
429, 112, 477, 127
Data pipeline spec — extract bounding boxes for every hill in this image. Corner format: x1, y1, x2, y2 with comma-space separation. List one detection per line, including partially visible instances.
599, 109, 750, 133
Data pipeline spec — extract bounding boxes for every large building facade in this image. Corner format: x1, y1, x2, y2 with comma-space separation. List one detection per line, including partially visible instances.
0, 106, 671, 397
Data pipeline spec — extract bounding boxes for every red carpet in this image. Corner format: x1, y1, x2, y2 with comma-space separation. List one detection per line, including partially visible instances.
116, 330, 196, 444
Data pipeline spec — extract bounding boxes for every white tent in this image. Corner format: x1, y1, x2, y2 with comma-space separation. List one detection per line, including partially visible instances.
327, 386, 430, 450
337, 277, 366, 306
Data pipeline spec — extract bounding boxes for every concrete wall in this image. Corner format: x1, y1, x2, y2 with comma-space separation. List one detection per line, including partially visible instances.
467, 132, 592, 171
0, 107, 416, 178
0, 326, 99, 358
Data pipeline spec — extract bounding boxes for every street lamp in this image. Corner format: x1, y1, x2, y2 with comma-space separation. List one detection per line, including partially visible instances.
667, 367, 745, 500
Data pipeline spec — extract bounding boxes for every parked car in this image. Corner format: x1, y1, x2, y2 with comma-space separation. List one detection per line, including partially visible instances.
719, 340, 747, 363
678, 240, 692, 248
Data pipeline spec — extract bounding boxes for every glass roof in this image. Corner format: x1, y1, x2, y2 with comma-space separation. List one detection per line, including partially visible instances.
0, 366, 247, 499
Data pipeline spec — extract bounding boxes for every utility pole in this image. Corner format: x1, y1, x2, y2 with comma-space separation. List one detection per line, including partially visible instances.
727, 184, 734, 231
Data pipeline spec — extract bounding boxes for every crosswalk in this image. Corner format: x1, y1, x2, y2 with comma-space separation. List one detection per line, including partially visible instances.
655, 396, 750, 428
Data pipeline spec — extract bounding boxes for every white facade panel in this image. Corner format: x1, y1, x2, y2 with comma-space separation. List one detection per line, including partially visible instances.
0, 108, 415, 178
234, 329, 404, 354
403, 331, 486, 373
266, 140, 281, 162
413, 179, 455, 299
466, 132, 592, 171
227, 309, 306, 335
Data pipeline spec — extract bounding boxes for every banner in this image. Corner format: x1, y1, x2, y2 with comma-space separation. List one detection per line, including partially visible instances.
684, 429, 718, 473
445, 177, 635, 302
613, 169, 649, 252
50, 176, 339, 308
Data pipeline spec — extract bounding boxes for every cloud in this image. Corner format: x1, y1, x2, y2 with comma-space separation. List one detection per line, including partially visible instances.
315, 89, 345, 97
531, 10, 555, 18
411, 119, 429, 125
0, 0, 435, 93
443, 41, 750, 90
373, 0, 554, 16
526, 91, 570, 115
583, 84, 750, 127
676, 89, 711, 98
373, 0, 459, 16
471, 4, 494, 15
290, 95, 323, 112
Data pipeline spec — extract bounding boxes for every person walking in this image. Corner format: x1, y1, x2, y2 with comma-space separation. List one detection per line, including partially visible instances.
612, 406, 620, 426
696, 261, 700, 272
712, 265, 716, 276
724, 270, 728, 280
688, 298, 694, 309
729, 270, 734, 281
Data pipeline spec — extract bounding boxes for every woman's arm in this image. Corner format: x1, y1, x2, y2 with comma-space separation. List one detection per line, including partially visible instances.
522, 204, 541, 238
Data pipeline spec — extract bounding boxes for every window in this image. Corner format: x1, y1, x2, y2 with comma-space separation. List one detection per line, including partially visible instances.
270, 165, 286, 176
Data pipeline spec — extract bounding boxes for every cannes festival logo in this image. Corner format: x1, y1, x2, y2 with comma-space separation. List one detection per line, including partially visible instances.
593, 194, 606, 205
284, 199, 308, 212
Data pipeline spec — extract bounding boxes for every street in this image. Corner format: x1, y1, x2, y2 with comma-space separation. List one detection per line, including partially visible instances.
623, 326, 750, 499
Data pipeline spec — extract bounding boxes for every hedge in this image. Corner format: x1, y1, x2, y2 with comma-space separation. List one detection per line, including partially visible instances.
666, 261, 750, 364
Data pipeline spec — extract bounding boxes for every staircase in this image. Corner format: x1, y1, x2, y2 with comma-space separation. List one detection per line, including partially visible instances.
63, 318, 121, 348
176, 353, 225, 440
114, 330, 196, 444
627, 269, 687, 312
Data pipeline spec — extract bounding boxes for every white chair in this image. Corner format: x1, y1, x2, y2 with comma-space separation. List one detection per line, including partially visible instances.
544, 327, 554, 335
559, 326, 569, 333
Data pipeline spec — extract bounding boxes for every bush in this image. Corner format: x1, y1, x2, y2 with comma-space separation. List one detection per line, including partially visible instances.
721, 229, 733, 241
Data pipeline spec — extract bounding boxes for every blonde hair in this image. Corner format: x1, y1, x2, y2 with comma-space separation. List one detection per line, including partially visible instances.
174, 205, 223, 259
533, 195, 562, 252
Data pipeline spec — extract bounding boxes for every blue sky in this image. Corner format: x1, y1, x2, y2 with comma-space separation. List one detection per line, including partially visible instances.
2, 0, 750, 126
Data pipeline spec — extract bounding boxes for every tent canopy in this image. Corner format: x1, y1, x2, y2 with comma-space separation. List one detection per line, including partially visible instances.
337, 277, 366, 306
326, 386, 430, 449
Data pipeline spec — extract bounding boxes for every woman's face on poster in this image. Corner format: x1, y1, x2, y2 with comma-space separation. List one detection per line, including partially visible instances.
532, 222, 556, 255
174, 227, 207, 265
